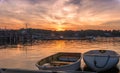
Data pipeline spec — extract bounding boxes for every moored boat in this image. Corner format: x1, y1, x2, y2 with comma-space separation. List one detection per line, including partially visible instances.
36, 52, 81, 71
83, 50, 119, 72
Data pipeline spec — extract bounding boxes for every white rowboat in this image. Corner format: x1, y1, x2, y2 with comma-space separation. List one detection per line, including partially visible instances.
83, 50, 119, 72
36, 52, 81, 71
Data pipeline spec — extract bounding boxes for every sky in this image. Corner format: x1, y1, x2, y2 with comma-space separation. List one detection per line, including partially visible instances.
0, 0, 120, 31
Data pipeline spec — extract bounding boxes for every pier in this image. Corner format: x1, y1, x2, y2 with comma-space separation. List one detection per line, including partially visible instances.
0, 29, 33, 45
0, 68, 96, 73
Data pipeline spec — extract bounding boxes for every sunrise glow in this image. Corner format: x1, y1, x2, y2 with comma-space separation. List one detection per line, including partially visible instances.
56, 26, 65, 31
0, 0, 120, 30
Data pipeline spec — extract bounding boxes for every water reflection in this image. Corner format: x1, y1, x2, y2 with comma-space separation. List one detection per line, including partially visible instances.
0, 38, 119, 73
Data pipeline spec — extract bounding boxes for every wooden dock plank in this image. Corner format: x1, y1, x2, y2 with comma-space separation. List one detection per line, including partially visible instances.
0, 68, 97, 73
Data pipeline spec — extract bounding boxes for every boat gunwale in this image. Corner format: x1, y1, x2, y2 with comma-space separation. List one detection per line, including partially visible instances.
83, 50, 120, 57
84, 54, 120, 57
36, 52, 81, 69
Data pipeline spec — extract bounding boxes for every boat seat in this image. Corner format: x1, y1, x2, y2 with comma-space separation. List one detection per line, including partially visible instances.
58, 56, 79, 62
69, 57, 79, 62
50, 61, 73, 66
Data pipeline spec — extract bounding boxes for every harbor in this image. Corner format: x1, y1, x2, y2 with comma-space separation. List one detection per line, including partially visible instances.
0, 0, 120, 73
0, 38, 120, 73
0, 29, 119, 45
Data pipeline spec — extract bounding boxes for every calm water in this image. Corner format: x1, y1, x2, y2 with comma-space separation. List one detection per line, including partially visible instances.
0, 37, 120, 73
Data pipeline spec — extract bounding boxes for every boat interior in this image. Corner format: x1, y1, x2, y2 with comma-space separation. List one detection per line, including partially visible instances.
37, 53, 81, 67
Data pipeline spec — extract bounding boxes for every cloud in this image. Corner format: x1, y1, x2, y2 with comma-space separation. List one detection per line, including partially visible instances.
101, 20, 120, 30
65, 0, 81, 5
0, 0, 120, 30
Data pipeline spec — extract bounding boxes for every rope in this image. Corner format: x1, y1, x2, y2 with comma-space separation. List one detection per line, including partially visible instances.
94, 55, 110, 68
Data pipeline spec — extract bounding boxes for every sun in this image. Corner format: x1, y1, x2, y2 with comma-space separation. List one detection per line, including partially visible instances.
56, 24, 65, 31
57, 27, 65, 31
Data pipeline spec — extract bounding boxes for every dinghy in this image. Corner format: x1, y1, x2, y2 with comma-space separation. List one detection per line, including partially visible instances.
83, 50, 119, 72
36, 52, 81, 71
0, 68, 97, 73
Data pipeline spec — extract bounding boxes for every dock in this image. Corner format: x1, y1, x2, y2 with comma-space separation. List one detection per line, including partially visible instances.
0, 68, 96, 73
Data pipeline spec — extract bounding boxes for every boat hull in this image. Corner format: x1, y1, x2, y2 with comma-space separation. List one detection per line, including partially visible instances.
36, 52, 81, 71
83, 50, 119, 72
36, 59, 80, 71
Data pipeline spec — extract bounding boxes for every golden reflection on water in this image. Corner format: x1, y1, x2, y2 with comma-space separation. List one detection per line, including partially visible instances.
0, 38, 120, 72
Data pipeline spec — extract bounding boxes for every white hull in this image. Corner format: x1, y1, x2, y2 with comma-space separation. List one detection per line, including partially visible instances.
83, 50, 119, 72
36, 52, 81, 71
36, 59, 81, 71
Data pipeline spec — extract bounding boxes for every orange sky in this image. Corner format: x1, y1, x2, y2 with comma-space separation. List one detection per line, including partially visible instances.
0, 0, 120, 31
